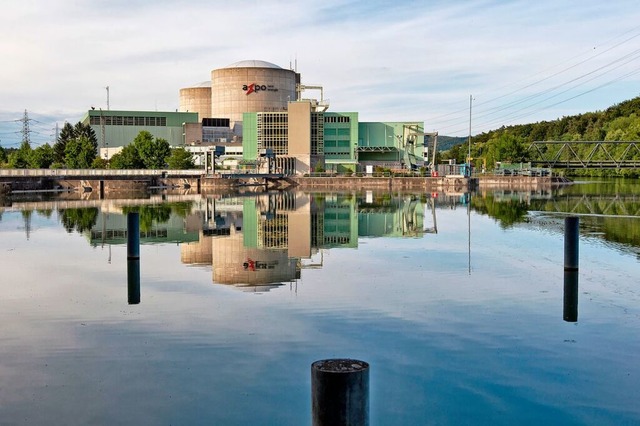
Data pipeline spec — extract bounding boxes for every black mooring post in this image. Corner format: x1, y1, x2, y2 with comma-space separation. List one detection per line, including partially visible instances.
563, 216, 579, 322
311, 359, 369, 426
564, 216, 579, 271
127, 212, 140, 305
127, 259, 140, 305
563, 270, 578, 322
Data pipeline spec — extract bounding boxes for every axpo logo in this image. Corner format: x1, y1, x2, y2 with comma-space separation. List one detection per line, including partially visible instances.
243, 83, 266, 95
242, 83, 278, 95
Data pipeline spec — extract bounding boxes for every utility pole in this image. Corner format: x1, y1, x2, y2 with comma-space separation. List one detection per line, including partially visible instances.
100, 108, 106, 160
468, 95, 473, 176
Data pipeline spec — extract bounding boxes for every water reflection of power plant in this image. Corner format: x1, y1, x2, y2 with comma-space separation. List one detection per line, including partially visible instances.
179, 192, 447, 291
84, 192, 468, 291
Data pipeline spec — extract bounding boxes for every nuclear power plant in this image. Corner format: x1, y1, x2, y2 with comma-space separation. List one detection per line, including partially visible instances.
83, 59, 426, 174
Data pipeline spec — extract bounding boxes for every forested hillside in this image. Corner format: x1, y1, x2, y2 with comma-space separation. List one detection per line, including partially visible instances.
425, 135, 467, 152
441, 96, 640, 176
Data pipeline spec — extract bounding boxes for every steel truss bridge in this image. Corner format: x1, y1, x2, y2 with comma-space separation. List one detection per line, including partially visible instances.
528, 141, 640, 169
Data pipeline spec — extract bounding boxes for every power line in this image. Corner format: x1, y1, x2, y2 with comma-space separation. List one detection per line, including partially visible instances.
428, 25, 640, 136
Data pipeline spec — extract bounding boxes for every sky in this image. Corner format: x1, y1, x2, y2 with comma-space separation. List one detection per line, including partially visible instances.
1, 0, 639, 147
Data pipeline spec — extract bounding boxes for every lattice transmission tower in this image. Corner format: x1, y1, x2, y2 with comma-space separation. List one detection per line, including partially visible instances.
19, 109, 33, 146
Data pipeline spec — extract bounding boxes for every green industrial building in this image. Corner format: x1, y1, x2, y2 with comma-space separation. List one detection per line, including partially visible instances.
81, 110, 199, 159
241, 101, 425, 174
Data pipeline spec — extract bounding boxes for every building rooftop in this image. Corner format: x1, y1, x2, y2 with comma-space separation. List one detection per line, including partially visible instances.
223, 60, 283, 70
188, 81, 211, 88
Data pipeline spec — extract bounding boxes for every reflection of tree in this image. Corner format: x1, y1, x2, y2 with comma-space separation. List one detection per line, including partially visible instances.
122, 205, 172, 232
596, 217, 640, 248
59, 208, 99, 233
527, 197, 640, 249
472, 195, 529, 228
475, 183, 640, 249
170, 201, 194, 218
36, 209, 53, 219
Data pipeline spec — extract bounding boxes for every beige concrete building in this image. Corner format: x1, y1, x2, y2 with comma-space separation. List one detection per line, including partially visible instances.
179, 81, 212, 122
211, 60, 299, 134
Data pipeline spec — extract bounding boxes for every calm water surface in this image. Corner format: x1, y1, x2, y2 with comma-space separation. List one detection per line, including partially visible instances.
0, 181, 639, 425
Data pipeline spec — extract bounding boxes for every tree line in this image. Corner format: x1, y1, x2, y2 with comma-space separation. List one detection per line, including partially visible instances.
440, 96, 640, 177
0, 122, 196, 170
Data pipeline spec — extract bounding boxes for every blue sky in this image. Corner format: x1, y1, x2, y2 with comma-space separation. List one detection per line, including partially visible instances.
1, 0, 639, 147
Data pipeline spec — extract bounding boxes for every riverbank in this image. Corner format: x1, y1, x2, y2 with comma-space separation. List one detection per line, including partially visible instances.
289, 175, 476, 191
289, 175, 571, 191
0, 169, 573, 196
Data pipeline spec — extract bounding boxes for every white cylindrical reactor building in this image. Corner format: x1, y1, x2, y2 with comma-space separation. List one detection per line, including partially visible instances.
179, 81, 212, 122
211, 60, 298, 131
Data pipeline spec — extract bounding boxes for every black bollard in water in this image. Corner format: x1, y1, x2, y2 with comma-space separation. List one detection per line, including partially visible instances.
311, 359, 369, 426
563, 270, 579, 322
564, 216, 579, 271
127, 259, 140, 305
127, 212, 140, 261
127, 212, 140, 304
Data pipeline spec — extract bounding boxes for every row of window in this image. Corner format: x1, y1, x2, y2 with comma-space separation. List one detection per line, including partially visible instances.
324, 116, 351, 123
324, 212, 351, 220
324, 128, 351, 136
324, 236, 352, 245
324, 140, 351, 148
260, 114, 288, 124
89, 116, 167, 126
324, 152, 351, 158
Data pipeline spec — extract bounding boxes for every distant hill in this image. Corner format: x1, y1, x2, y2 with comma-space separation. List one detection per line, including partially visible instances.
472, 96, 640, 145
424, 135, 467, 152
436, 96, 640, 176
430, 96, 640, 154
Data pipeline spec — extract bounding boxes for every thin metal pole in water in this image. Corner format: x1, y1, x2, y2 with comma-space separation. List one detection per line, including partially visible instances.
312, 359, 369, 426
468, 94, 472, 169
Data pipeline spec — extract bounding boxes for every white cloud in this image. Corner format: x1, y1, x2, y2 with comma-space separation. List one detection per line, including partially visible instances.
1, 0, 639, 147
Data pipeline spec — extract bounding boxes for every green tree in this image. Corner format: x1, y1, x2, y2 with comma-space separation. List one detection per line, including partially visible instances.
166, 147, 196, 169
73, 122, 98, 152
0, 145, 7, 164
133, 131, 171, 169
91, 157, 108, 169
65, 136, 96, 168
484, 133, 529, 167
109, 144, 143, 169
442, 143, 467, 164
604, 115, 640, 141
53, 122, 75, 164
8, 140, 32, 168
29, 143, 55, 168
53, 121, 98, 167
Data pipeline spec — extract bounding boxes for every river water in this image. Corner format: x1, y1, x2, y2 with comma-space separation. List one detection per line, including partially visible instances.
0, 180, 638, 425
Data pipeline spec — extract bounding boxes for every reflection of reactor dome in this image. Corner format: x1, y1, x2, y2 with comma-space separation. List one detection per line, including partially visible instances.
212, 231, 298, 286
